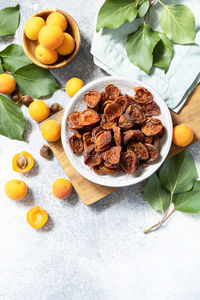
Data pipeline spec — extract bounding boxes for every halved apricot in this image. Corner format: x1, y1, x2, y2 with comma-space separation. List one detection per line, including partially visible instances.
12, 151, 34, 173
27, 206, 48, 229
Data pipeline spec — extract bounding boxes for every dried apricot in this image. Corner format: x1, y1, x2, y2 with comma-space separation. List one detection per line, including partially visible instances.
102, 146, 121, 164
80, 109, 100, 126
84, 91, 101, 108
125, 104, 145, 124
142, 118, 163, 136
104, 103, 122, 121
69, 134, 83, 154
105, 84, 120, 100
67, 112, 82, 129
127, 142, 149, 161
121, 152, 138, 174
83, 145, 102, 167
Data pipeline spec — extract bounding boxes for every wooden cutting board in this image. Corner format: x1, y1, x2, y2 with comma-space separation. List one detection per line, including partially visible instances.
41, 84, 200, 205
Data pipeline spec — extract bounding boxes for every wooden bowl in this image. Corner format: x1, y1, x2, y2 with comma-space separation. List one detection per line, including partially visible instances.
22, 9, 81, 69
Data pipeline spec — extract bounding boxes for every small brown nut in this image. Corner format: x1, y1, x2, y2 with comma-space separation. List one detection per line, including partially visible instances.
11, 89, 22, 104
16, 155, 28, 169
21, 95, 34, 107
40, 145, 52, 159
50, 103, 63, 114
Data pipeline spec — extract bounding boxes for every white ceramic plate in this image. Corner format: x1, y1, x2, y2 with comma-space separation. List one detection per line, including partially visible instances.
61, 77, 173, 187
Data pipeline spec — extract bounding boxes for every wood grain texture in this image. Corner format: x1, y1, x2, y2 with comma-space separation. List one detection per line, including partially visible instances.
41, 84, 200, 205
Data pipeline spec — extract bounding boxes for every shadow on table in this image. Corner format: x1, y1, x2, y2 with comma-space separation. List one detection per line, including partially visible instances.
40, 215, 54, 232
18, 187, 35, 206
89, 181, 146, 212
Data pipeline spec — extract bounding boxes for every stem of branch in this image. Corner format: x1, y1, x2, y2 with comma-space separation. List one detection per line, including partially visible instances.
144, 208, 175, 233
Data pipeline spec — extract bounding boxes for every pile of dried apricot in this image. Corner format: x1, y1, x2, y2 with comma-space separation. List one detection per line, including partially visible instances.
24, 11, 75, 65
67, 84, 165, 175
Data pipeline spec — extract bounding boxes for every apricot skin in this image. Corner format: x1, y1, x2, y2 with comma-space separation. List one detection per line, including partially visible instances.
46, 12, 67, 31
0, 74, 16, 94
25, 17, 45, 40
38, 25, 64, 50
4, 179, 27, 200
52, 178, 72, 199
57, 33, 75, 55
35, 44, 58, 65
27, 206, 48, 229
173, 124, 194, 147
41, 120, 61, 142
65, 77, 84, 97
29, 100, 50, 122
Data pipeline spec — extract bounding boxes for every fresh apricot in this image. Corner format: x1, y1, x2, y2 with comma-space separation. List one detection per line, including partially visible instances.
57, 33, 75, 55
27, 206, 48, 229
29, 100, 50, 122
46, 12, 67, 31
38, 25, 64, 50
65, 77, 84, 97
35, 44, 58, 64
41, 120, 61, 141
173, 123, 194, 147
0, 74, 16, 94
52, 178, 72, 199
24, 16, 45, 40
12, 151, 34, 173
4, 179, 27, 200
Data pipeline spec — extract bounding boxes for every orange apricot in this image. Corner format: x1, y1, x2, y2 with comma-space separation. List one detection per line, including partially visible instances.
52, 178, 72, 199
12, 151, 34, 173
57, 33, 75, 55
46, 12, 67, 31
173, 123, 194, 147
41, 120, 61, 142
29, 100, 50, 122
27, 206, 48, 229
35, 44, 58, 64
0, 74, 16, 94
4, 179, 27, 200
24, 16, 45, 40
38, 25, 64, 50
65, 77, 84, 97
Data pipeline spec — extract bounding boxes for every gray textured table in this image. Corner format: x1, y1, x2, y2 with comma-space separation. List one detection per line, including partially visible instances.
0, 1, 200, 300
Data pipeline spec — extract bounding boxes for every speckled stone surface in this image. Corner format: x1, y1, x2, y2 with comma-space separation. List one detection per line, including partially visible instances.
0, 1, 200, 300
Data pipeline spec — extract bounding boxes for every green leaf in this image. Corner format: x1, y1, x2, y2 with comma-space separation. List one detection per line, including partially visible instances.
125, 23, 160, 74
96, 0, 138, 32
160, 4, 195, 44
0, 59, 4, 74
13, 64, 59, 98
138, 0, 149, 18
173, 181, 200, 213
0, 44, 31, 73
0, 4, 20, 36
144, 172, 171, 214
0, 94, 25, 140
153, 32, 172, 73
159, 150, 198, 194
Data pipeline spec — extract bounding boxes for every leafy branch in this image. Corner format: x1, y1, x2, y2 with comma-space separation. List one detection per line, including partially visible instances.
96, 0, 196, 74
143, 150, 200, 233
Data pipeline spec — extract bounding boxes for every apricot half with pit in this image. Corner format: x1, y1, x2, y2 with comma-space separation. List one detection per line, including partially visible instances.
12, 151, 34, 173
